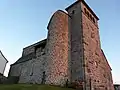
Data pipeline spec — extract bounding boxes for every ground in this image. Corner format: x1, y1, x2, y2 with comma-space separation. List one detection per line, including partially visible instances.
0, 84, 75, 90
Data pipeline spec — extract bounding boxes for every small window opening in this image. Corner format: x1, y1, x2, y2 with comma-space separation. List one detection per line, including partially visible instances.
30, 72, 33, 76
41, 71, 46, 84
72, 10, 75, 14
86, 11, 90, 17
84, 8, 86, 13
90, 14, 92, 20
93, 18, 95, 23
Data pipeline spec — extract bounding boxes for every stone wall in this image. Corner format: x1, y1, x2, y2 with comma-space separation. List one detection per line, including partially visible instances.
19, 55, 45, 84
45, 10, 70, 86
0, 74, 7, 84
81, 3, 114, 90
9, 40, 47, 84
9, 10, 70, 86
67, 2, 85, 83
9, 63, 23, 77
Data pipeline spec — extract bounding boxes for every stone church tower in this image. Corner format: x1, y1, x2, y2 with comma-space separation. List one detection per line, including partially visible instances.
9, 0, 114, 90
66, 0, 114, 90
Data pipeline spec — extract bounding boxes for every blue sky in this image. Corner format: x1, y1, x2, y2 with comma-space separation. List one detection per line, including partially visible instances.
0, 0, 119, 84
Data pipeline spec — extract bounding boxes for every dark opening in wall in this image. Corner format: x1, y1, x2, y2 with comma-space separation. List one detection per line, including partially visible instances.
90, 14, 92, 20
41, 71, 46, 84
84, 8, 86, 13
72, 10, 75, 14
84, 8, 96, 24
92, 18, 95, 23
30, 72, 33, 76
86, 11, 89, 17
0, 73, 3, 76
70, 10, 75, 17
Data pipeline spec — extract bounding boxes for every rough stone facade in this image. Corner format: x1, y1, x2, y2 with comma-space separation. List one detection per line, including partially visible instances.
45, 10, 70, 85
9, 0, 114, 90
81, 5, 114, 89
9, 39, 46, 84
81, 3, 114, 90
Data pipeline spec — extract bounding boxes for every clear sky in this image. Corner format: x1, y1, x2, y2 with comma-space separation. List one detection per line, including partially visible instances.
0, 0, 119, 84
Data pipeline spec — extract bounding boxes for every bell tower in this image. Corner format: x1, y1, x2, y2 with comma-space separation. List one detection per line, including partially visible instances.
66, 0, 114, 90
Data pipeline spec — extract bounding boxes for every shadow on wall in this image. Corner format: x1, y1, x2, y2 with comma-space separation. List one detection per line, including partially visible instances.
114, 84, 120, 90
0, 74, 8, 84
0, 75, 19, 84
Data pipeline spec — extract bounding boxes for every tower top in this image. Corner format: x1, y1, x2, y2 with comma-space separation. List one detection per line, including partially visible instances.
66, 0, 99, 20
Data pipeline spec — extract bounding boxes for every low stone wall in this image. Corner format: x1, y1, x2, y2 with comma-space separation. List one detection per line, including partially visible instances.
114, 84, 120, 90
0, 75, 20, 84
7, 76, 19, 84
0, 75, 7, 84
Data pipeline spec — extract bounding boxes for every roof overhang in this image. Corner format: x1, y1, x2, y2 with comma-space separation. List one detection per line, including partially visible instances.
65, 0, 99, 20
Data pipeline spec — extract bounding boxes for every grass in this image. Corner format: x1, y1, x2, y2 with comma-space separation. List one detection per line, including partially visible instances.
0, 84, 75, 90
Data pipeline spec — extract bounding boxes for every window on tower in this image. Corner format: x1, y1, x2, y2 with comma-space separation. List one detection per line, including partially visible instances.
90, 14, 92, 20
93, 18, 95, 23
72, 10, 75, 14
84, 8, 87, 13
86, 11, 89, 17
84, 8, 96, 24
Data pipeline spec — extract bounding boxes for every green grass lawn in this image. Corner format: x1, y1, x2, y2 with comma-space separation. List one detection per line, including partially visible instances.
0, 84, 75, 90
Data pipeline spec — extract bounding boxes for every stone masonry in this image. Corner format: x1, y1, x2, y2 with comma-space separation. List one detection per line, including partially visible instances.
45, 10, 70, 85
9, 0, 114, 90
81, 3, 114, 90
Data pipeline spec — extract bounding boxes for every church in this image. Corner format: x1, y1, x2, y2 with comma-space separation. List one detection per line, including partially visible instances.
9, 0, 114, 90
